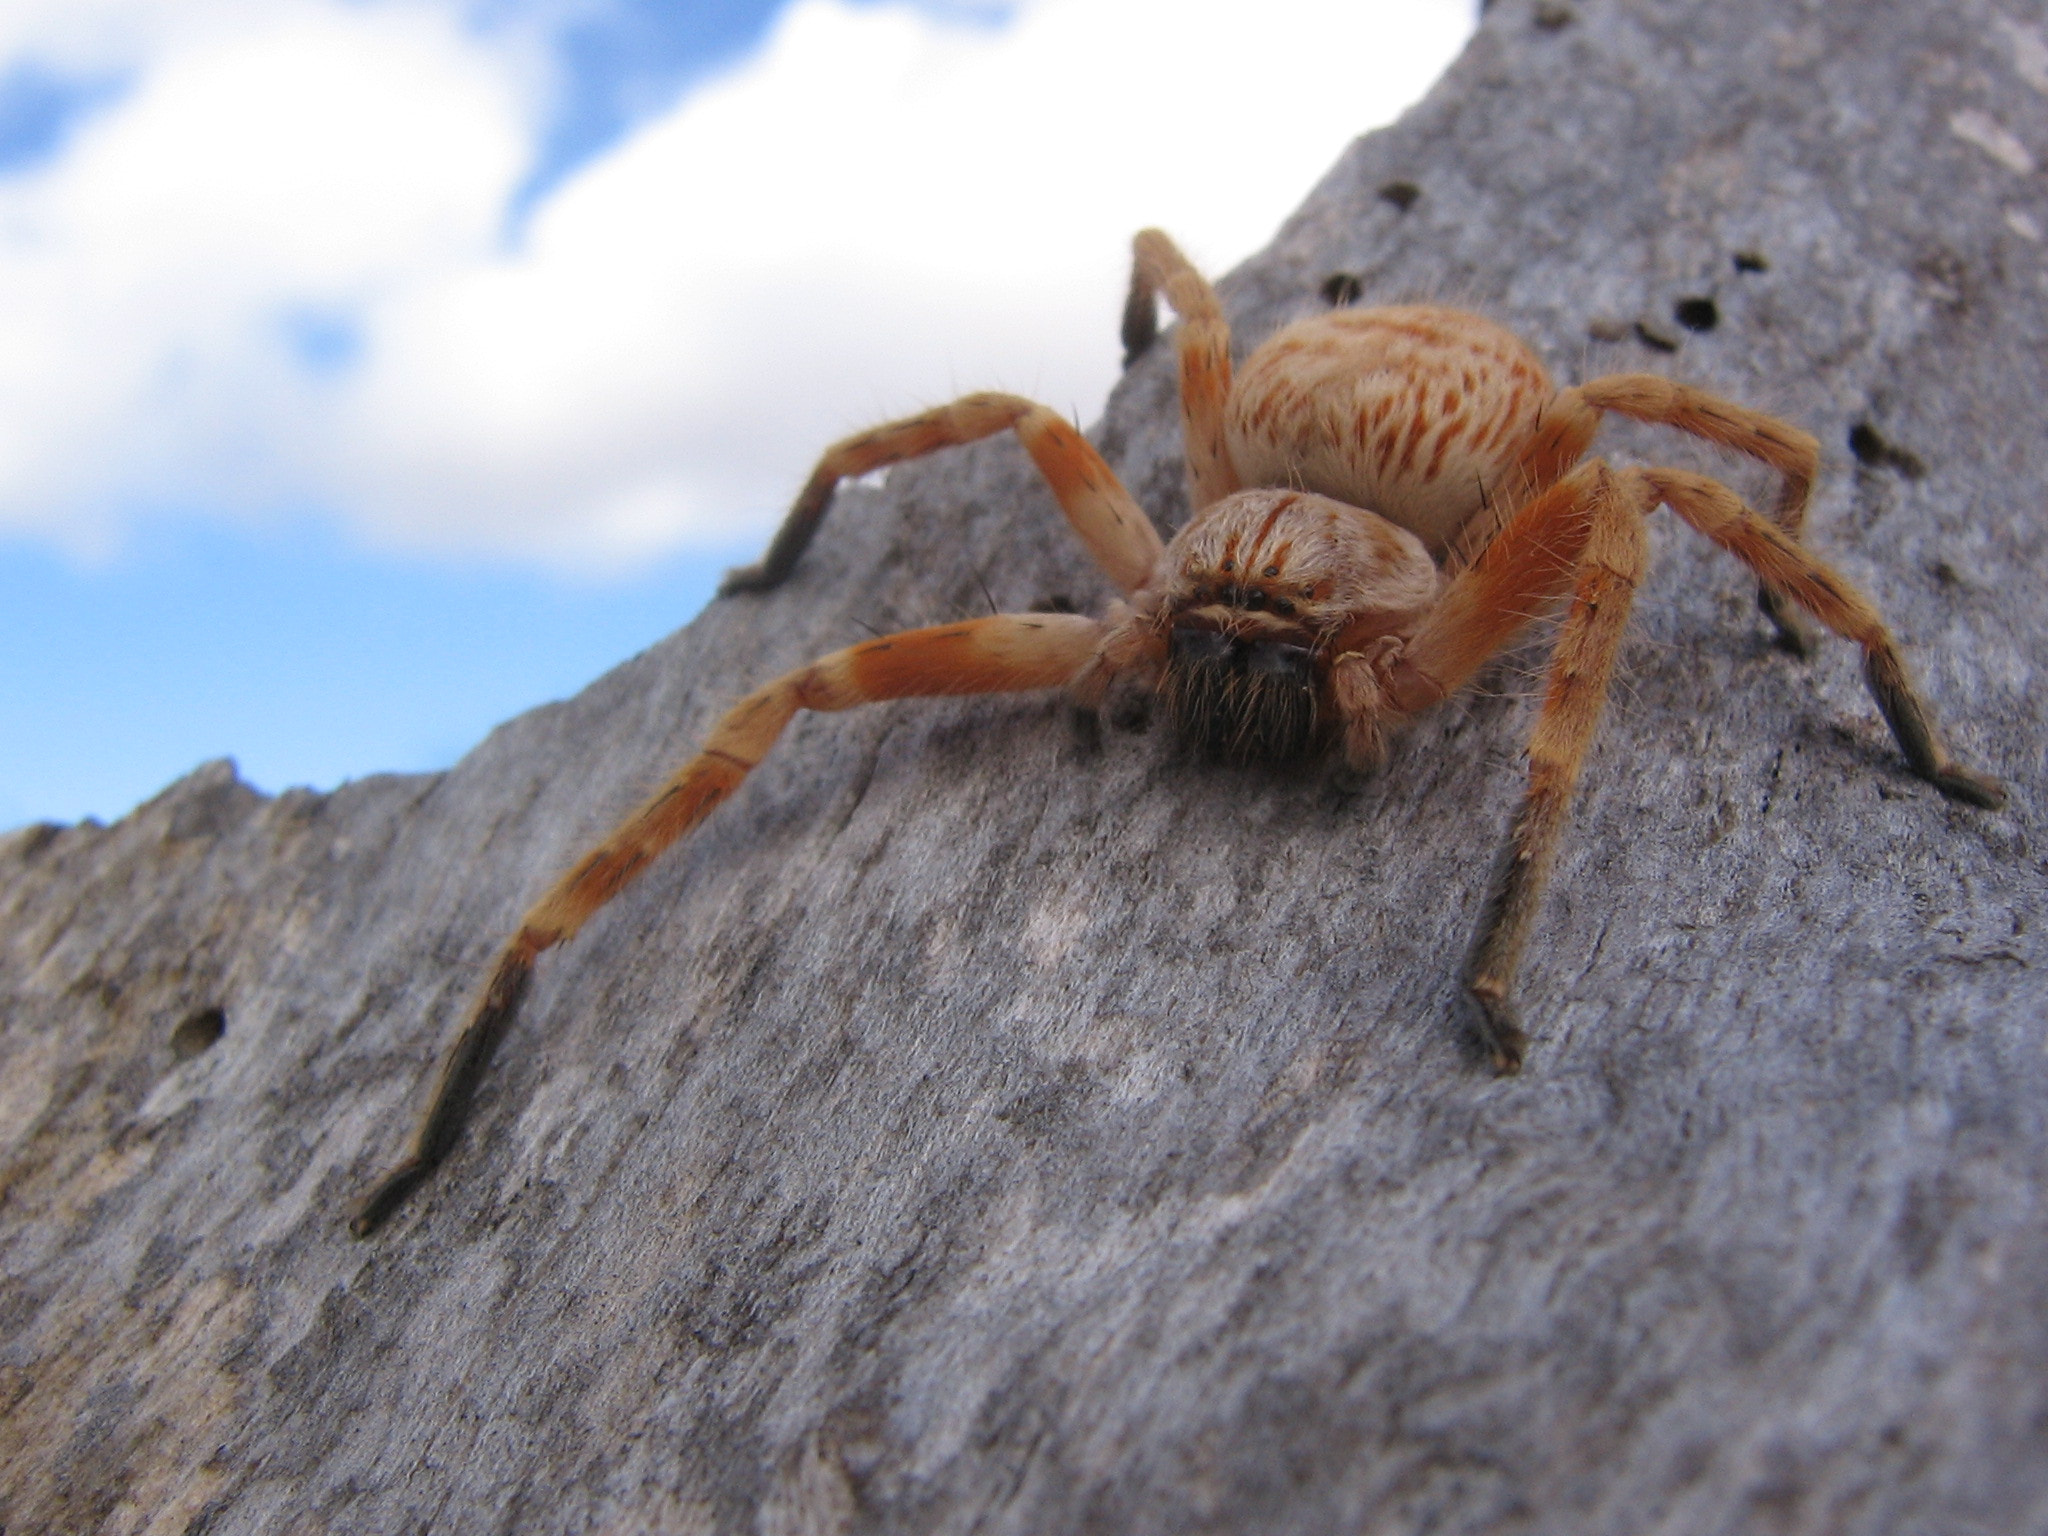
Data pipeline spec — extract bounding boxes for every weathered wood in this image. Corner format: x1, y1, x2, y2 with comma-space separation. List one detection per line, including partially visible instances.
5, 1, 2046, 1530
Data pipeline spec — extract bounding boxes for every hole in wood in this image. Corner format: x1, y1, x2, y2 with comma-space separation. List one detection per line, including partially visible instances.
170, 1006, 226, 1062
1377, 181, 1420, 212
1674, 296, 1719, 331
1633, 321, 1680, 353
1321, 273, 1364, 306
1848, 422, 1928, 479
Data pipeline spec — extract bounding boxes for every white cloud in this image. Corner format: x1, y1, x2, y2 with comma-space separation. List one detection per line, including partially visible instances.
0, 0, 529, 553
0, 0, 1472, 571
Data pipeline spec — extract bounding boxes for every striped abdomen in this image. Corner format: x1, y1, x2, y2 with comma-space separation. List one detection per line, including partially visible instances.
1226, 306, 1555, 557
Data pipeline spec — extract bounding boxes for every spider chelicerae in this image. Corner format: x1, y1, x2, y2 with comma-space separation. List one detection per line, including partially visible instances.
351, 229, 2002, 1236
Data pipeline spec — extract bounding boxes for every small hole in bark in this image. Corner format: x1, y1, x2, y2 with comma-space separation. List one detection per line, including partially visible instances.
1732, 250, 1769, 273
1378, 181, 1420, 212
1633, 321, 1680, 353
1674, 297, 1719, 331
1321, 272, 1364, 306
1533, 2, 1574, 29
170, 1006, 226, 1061
1849, 422, 1928, 479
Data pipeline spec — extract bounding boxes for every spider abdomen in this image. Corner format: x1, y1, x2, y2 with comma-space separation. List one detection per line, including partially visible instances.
1226, 305, 1554, 556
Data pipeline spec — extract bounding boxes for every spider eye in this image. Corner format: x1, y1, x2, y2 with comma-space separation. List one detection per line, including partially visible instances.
1221, 559, 1235, 572
1263, 565, 1280, 578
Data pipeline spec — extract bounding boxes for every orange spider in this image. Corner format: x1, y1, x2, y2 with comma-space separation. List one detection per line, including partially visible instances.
351, 229, 2003, 1236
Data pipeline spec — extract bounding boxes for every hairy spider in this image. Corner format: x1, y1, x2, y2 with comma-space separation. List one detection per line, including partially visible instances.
350, 229, 2004, 1236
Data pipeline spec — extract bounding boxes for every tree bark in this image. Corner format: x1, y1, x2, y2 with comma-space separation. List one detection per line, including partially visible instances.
5, 1, 2046, 1531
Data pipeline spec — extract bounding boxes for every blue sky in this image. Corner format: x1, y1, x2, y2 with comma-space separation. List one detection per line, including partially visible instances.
0, 0, 1472, 829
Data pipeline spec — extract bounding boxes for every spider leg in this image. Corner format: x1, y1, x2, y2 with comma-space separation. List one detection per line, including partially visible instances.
1124, 228, 1241, 512
1426, 459, 2001, 1077
1386, 460, 1650, 1073
1579, 374, 1822, 653
1578, 375, 1818, 525
719, 393, 1163, 598
350, 612, 1103, 1236
1644, 467, 2004, 808
1391, 460, 1611, 710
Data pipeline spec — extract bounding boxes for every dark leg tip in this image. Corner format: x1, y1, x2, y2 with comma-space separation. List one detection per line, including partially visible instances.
1933, 763, 2006, 810
716, 563, 775, 598
349, 1161, 427, 1239
1120, 306, 1159, 370
1464, 984, 1529, 1075
1758, 585, 1818, 658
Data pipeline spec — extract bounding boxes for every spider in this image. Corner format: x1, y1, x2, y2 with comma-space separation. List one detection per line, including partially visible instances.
350, 229, 2004, 1236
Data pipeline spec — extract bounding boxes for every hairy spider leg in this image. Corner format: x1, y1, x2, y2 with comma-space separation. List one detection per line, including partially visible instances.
719, 393, 1163, 597
1402, 460, 1652, 1074
1579, 374, 1823, 652
1124, 228, 1241, 512
1408, 456, 2005, 1074
1394, 460, 1613, 709
1644, 467, 2005, 809
350, 611, 1104, 1236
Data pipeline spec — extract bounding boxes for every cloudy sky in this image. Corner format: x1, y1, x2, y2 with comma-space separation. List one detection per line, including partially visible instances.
0, 0, 1475, 829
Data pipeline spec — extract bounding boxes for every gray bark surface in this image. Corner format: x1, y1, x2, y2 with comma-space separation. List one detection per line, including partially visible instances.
4, 1, 2046, 1530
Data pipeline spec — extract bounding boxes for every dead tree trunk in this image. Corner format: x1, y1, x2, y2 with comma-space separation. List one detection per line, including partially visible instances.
4, 1, 2045, 1531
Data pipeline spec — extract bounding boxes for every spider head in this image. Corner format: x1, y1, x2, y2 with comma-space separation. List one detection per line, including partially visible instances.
1143, 487, 1441, 764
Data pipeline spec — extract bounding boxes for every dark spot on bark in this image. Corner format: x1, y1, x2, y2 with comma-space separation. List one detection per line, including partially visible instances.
1733, 250, 1769, 273
1849, 421, 1927, 479
1067, 704, 1102, 756
1534, 1, 1574, 29
1894, 1174, 1962, 1279
1377, 180, 1420, 212
1912, 248, 1971, 313
1029, 593, 1077, 613
170, 1006, 226, 1062
1674, 296, 1719, 331
997, 1069, 1094, 1144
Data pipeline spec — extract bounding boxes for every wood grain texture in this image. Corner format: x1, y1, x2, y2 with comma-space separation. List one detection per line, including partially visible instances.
4, 1, 2045, 1530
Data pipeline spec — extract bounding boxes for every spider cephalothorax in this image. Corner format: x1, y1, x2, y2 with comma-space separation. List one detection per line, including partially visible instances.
351, 229, 2003, 1238
1124, 486, 1438, 764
